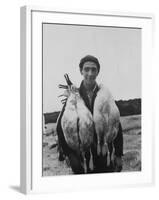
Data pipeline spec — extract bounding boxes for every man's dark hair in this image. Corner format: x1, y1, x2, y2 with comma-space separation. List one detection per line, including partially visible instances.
79, 55, 100, 73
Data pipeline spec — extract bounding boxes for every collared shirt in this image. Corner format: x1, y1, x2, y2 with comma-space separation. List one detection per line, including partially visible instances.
79, 81, 99, 114
86, 83, 98, 106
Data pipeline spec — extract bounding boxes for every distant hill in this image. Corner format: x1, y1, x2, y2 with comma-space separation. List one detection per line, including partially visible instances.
44, 98, 141, 124
44, 111, 60, 124
115, 98, 141, 117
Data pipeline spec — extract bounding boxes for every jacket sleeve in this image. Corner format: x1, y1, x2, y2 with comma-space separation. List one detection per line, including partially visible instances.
113, 122, 124, 156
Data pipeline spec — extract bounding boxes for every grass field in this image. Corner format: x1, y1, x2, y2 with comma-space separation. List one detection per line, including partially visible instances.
121, 115, 141, 172
42, 114, 141, 176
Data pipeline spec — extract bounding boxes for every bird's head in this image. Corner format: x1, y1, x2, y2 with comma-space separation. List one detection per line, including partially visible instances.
58, 74, 78, 104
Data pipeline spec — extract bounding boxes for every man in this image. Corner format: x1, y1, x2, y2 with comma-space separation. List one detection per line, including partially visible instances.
56, 55, 123, 174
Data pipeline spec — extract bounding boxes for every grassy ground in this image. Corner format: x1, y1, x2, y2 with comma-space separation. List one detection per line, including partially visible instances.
121, 115, 141, 172
42, 114, 141, 176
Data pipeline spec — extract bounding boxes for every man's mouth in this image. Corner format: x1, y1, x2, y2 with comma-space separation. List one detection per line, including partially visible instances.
87, 78, 94, 82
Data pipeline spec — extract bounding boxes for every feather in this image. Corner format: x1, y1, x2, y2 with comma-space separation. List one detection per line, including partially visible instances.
60, 74, 94, 173
93, 84, 120, 164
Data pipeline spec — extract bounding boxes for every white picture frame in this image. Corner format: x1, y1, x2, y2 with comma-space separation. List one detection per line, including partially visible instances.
20, 5, 154, 194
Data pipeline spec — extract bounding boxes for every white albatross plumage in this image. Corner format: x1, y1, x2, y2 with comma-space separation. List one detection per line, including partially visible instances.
60, 74, 94, 173
93, 84, 120, 165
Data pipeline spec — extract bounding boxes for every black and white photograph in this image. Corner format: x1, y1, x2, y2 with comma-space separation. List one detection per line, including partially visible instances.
42, 23, 141, 176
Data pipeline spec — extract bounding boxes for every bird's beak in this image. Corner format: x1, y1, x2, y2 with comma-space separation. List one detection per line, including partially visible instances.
64, 74, 72, 86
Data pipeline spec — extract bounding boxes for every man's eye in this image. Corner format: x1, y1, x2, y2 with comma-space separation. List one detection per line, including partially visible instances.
92, 68, 97, 72
84, 68, 89, 72
84, 67, 97, 73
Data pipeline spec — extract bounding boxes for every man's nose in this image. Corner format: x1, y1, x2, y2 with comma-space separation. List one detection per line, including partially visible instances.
88, 70, 93, 76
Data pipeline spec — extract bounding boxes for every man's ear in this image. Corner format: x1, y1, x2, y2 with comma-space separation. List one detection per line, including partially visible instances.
80, 69, 83, 75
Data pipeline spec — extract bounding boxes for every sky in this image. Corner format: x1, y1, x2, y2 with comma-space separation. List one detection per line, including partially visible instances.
43, 23, 141, 113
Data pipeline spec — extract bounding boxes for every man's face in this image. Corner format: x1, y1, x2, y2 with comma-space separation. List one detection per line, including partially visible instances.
80, 61, 99, 85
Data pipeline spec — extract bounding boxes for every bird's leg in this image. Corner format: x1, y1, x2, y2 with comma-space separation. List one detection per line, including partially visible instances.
85, 151, 90, 172
85, 150, 94, 172
85, 150, 93, 173
89, 150, 94, 171
111, 143, 115, 165
102, 135, 108, 156
107, 150, 110, 166
102, 135, 111, 166
82, 152, 87, 173
108, 143, 114, 168
97, 135, 101, 156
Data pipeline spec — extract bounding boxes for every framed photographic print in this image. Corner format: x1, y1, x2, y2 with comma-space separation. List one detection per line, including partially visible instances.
20, 6, 154, 194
